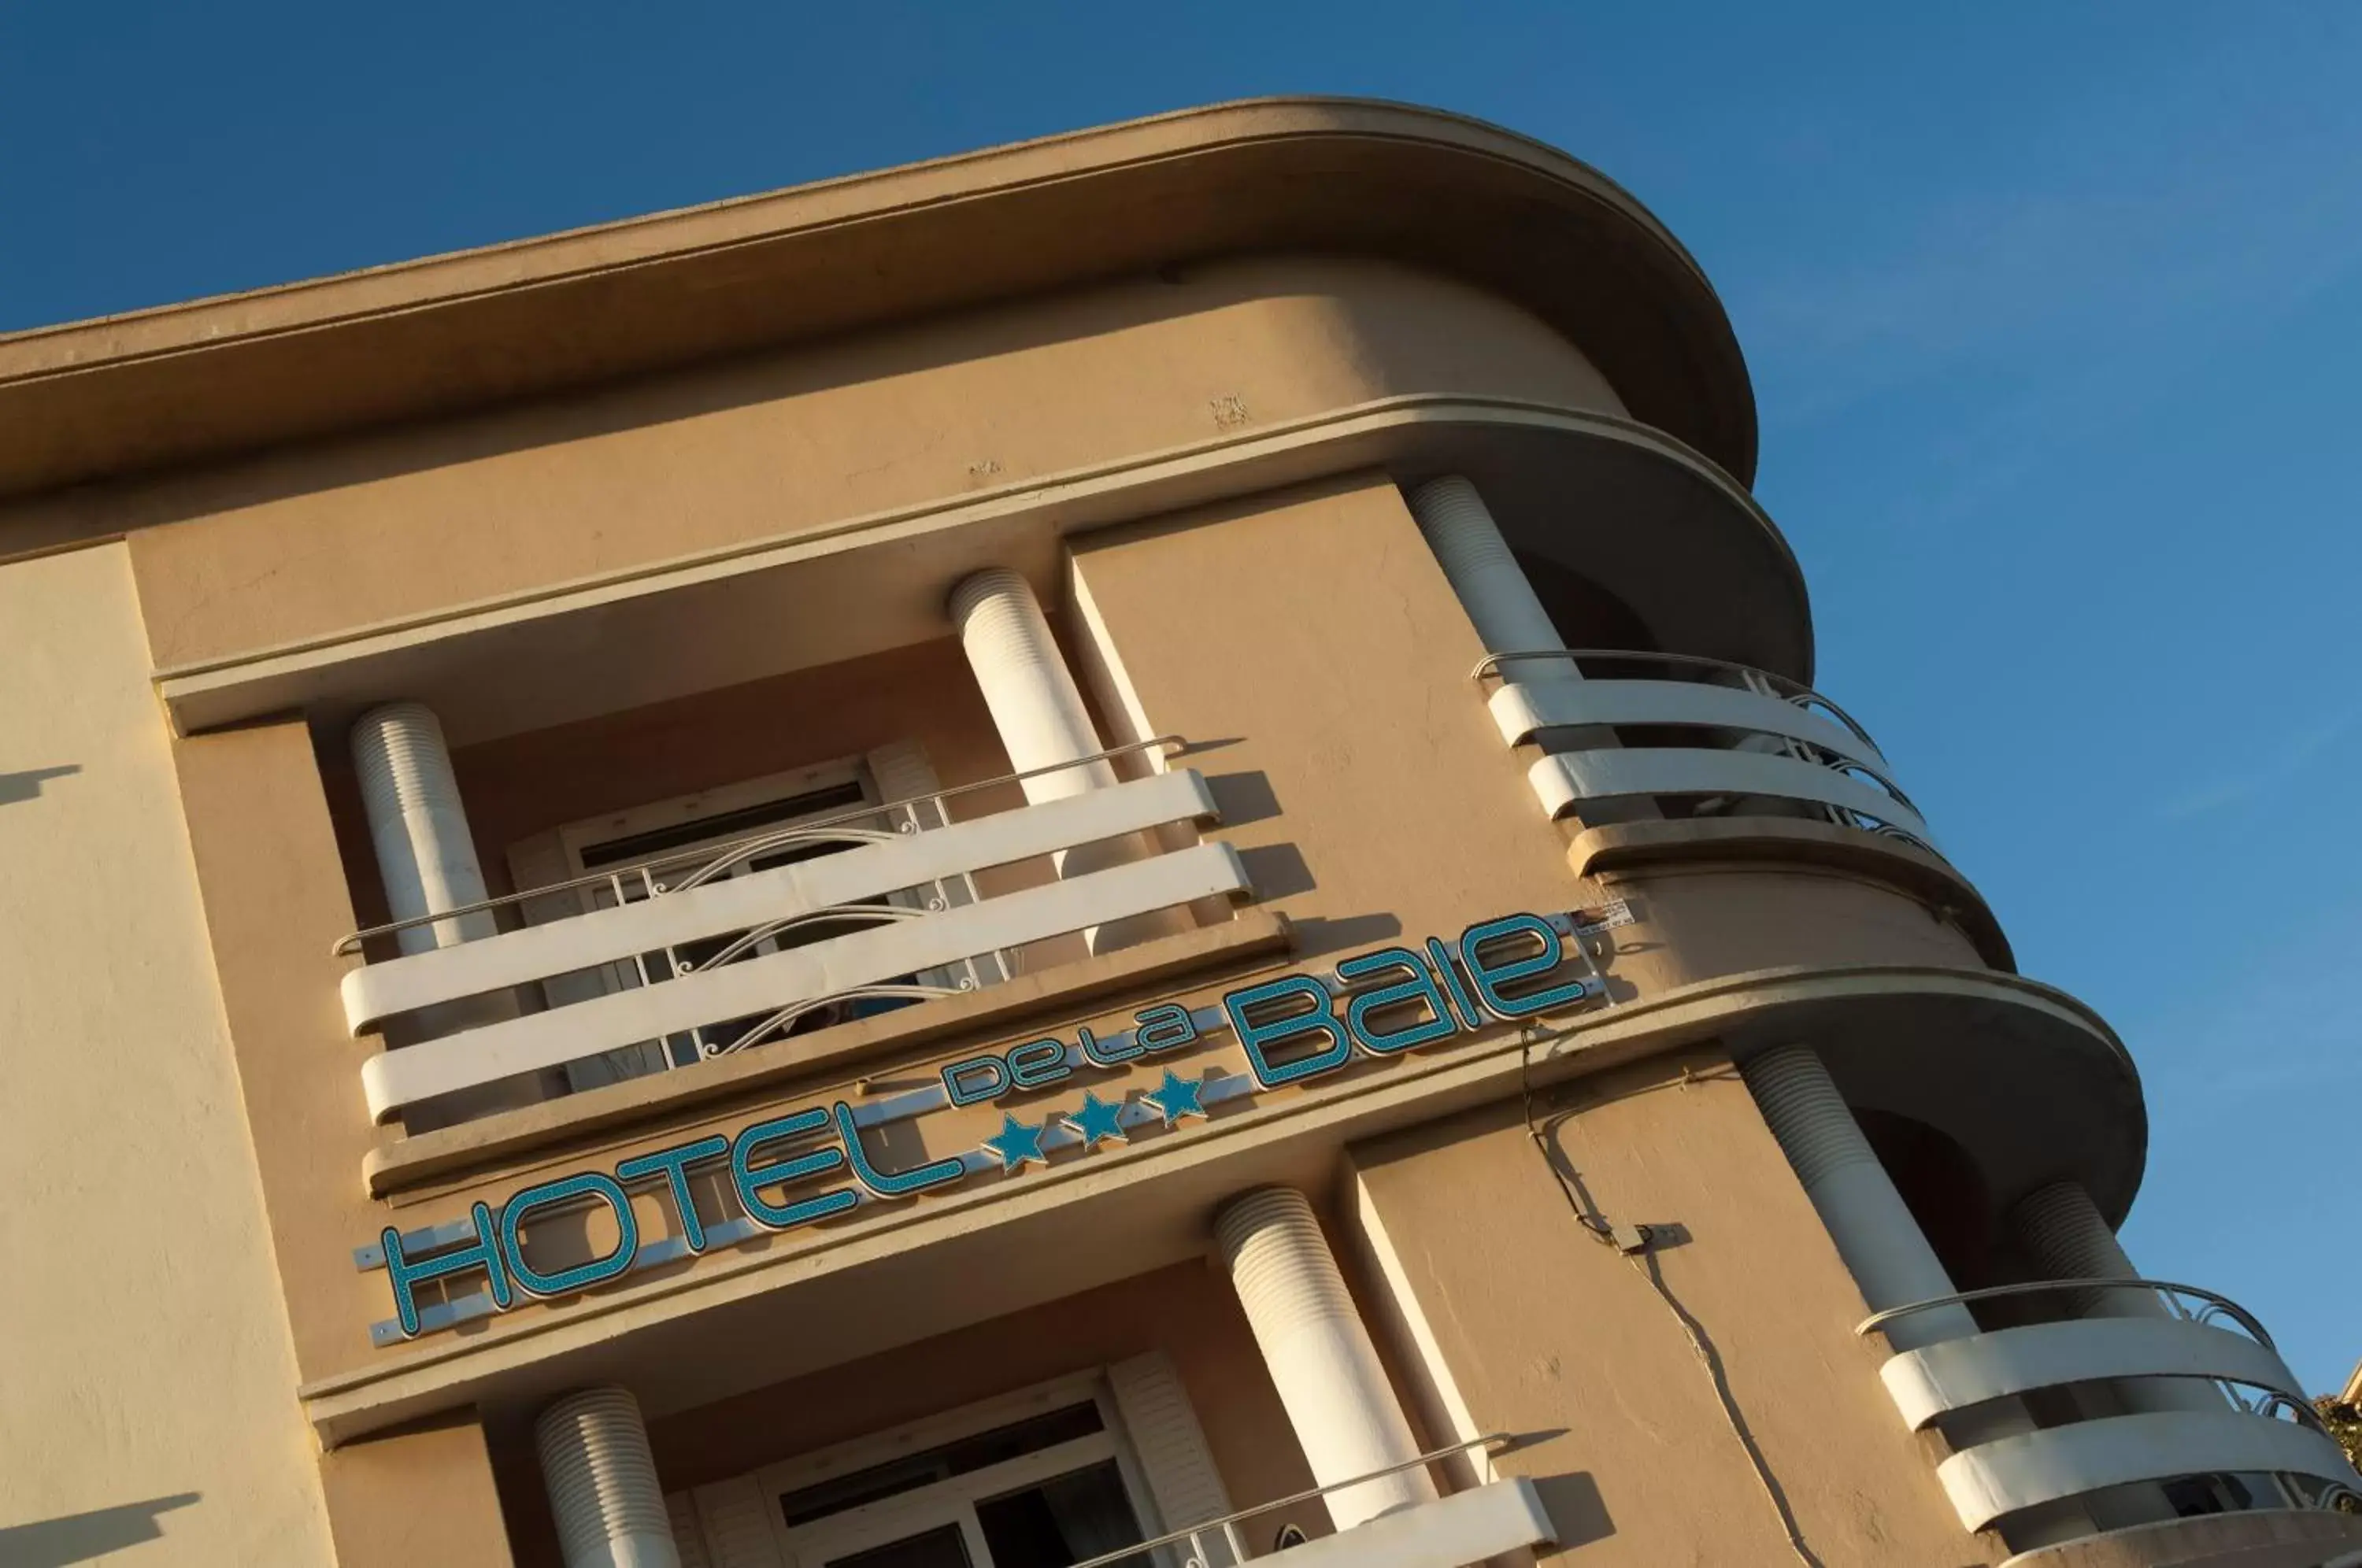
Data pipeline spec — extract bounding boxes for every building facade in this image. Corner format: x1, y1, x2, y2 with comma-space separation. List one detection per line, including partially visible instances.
3, 98, 2356, 1568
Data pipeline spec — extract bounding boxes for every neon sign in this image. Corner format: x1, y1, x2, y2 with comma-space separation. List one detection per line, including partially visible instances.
357, 909, 1611, 1345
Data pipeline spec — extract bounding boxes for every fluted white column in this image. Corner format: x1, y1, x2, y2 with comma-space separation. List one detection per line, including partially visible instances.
950, 568, 1136, 954
1405, 475, 1654, 826
949, 568, 1118, 808
350, 702, 497, 956
1405, 475, 1564, 655
1215, 1187, 1435, 1531
349, 702, 532, 1126
2012, 1182, 2155, 1318
2014, 1182, 2232, 1414
1746, 1047, 2090, 1544
2012, 1182, 2223, 1522
537, 1387, 679, 1568
1742, 1046, 1978, 1353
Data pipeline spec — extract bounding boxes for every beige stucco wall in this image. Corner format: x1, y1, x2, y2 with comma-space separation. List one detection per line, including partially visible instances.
1349, 1045, 1999, 1566
1593, 863, 1990, 995
1067, 473, 1586, 967
103, 257, 1626, 673
320, 1409, 513, 1568
0, 543, 335, 1565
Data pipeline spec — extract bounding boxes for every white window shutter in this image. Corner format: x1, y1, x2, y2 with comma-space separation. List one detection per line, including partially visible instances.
667, 1490, 715, 1568
690, 1475, 788, 1568
1108, 1352, 1238, 1568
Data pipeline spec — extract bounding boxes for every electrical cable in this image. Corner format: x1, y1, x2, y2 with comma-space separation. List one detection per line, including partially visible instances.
1519, 1028, 1824, 1568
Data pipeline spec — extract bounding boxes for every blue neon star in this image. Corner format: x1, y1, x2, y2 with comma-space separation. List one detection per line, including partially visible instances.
1062, 1090, 1130, 1149
983, 1113, 1050, 1172
1146, 1069, 1208, 1126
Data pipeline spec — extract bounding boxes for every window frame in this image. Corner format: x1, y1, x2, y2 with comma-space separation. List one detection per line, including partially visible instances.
743, 1371, 1157, 1567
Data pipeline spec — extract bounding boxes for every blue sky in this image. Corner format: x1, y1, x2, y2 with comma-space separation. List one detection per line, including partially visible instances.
6, 6, 2356, 1388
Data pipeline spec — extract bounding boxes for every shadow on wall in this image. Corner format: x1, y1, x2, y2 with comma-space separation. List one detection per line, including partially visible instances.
0, 1494, 199, 1566
1526, 1469, 1615, 1553
1205, 769, 1405, 955
0, 765, 80, 806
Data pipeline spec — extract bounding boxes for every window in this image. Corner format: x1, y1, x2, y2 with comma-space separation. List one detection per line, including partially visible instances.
776, 1401, 1142, 1566
505, 741, 1005, 1095
676, 1361, 1237, 1568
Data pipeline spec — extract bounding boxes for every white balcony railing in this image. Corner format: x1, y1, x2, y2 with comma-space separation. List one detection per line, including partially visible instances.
1860, 1278, 2362, 1533
1474, 649, 1931, 845
1066, 1433, 1553, 1568
335, 743, 1248, 1127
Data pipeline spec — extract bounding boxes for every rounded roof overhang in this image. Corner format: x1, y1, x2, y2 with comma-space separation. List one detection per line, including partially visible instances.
0, 96, 1757, 503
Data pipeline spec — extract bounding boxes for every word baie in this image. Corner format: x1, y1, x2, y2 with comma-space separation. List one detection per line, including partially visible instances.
939, 912, 1593, 1106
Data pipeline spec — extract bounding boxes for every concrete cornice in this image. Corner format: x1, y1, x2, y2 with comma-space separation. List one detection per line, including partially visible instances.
0, 96, 1757, 501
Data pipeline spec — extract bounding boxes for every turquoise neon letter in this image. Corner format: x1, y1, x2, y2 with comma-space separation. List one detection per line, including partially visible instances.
499, 1173, 639, 1300
1424, 936, 1485, 1030
381, 1201, 511, 1339
1079, 1023, 1143, 1067
1005, 1037, 1072, 1089
1459, 914, 1590, 1019
1337, 947, 1461, 1055
832, 1101, 966, 1198
731, 1110, 858, 1230
942, 1055, 1009, 1106
1133, 1004, 1199, 1055
616, 1135, 729, 1254
1224, 974, 1353, 1089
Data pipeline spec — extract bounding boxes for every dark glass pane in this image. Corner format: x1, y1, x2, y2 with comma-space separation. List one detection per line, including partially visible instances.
576, 781, 869, 868
746, 838, 864, 875
976, 1460, 1143, 1568
779, 1403, 1105, 1529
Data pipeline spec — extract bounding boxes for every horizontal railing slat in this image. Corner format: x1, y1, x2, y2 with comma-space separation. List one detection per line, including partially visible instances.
342, 769, 1219, 1032
1880, 1318, 2303, 1430
1934, 1411, 2358, 1533
1527, 748, 1928, 838
360, 842, 1249, 1120
1488, 677, 1888, 772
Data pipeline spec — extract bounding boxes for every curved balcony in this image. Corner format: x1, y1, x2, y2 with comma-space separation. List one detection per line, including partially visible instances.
1474, 649, 2011, 965
1478, 648, 1927, 840
1859, 1279, 2362, 1535
338, 745, 1248, 1133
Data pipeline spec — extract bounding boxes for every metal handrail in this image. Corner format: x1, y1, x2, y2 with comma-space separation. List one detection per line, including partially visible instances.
668, 827, 901, 894
1855, 1277, 2278, 1352
682, 902, 919, 975
1467, 645, 1934, 839
710, 980, 968, 1057
1470, 646, 1883, 752
1062, 1432, 1512, 1568
1810, 759, 1929, 826
331, 734, 1187, 956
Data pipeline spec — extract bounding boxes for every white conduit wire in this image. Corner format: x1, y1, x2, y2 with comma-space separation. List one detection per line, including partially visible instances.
351, 702, 498, 956
536, 1386, 680, 1568
1215, 1187, 1437, 1532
